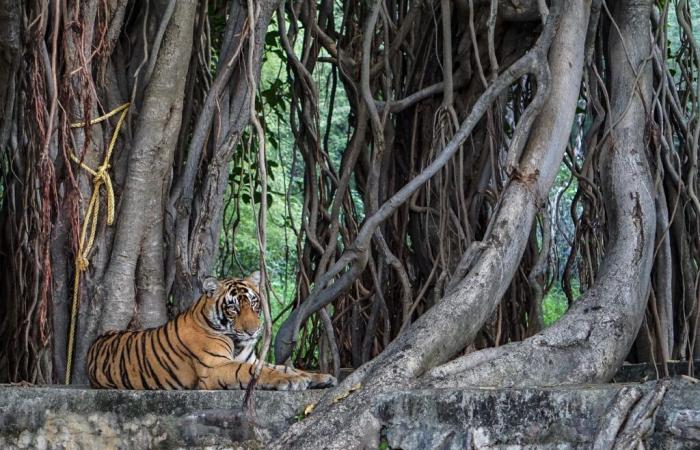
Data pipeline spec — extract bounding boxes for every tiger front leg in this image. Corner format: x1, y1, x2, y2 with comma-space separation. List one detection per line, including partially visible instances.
196, 361, 313, 391
235, 350, 337, 389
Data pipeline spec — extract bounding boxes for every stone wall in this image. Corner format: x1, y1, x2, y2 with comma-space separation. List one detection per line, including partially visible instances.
0, 381, 698, 449
376, 382, 700, 449
0, 387, 322, 449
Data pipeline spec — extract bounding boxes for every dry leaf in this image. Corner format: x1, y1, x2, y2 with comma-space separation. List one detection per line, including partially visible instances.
303, 403, 316, 416
332, 383, 363, 403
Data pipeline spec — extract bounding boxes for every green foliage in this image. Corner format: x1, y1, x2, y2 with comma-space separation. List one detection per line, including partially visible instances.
540, 134, 580, 327
542, 280, 580, 327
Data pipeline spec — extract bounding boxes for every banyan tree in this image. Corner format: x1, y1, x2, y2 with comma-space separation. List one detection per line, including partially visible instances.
1, 0, 698, 446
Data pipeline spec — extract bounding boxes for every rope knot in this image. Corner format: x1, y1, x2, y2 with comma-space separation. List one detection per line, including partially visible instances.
76, 255, 89, 271
93, 165, 110, 184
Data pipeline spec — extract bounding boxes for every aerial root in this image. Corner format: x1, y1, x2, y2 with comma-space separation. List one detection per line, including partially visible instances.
593, 379, 670, 450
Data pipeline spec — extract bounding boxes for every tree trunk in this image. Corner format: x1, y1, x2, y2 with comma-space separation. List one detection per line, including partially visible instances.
0, 0, 277, 384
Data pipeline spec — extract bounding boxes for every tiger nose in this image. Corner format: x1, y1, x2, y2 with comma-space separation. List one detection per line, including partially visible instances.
239, 318, 259, 335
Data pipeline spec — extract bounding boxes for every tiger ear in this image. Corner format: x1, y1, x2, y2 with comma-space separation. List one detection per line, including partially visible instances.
202, 277, 219, 296
246, 271, 261, 288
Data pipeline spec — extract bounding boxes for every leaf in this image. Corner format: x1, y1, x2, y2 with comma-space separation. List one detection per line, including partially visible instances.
332, 383, 362, 403
332, 392, 349, 403
303, 403, 316, 416
265, 30, 280, 46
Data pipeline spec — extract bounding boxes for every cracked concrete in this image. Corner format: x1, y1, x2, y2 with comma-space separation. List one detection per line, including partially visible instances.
0, 381, 698, 449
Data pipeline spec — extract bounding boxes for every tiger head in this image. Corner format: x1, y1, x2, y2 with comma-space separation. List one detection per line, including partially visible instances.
201, 272, 262, 344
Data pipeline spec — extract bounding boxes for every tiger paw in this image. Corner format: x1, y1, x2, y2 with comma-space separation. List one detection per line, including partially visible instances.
277, 374, 312, 391
307, 373, 337, 389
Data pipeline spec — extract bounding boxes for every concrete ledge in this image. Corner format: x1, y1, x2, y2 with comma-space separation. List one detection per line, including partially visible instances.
0, 386, 323, 449
376, 382, 700, 449
1, 381, 699, 449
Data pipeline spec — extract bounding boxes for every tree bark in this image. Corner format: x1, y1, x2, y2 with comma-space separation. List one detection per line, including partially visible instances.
425, 0, 655, 388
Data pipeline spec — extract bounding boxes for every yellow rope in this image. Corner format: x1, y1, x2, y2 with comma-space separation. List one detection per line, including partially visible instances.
65, 103, 129, 384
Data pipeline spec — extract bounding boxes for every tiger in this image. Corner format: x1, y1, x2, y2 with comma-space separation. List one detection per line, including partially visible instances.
86, 272, 336, 390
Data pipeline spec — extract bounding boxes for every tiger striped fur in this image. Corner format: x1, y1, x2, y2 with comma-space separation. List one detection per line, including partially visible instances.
86, 272, 336, 390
